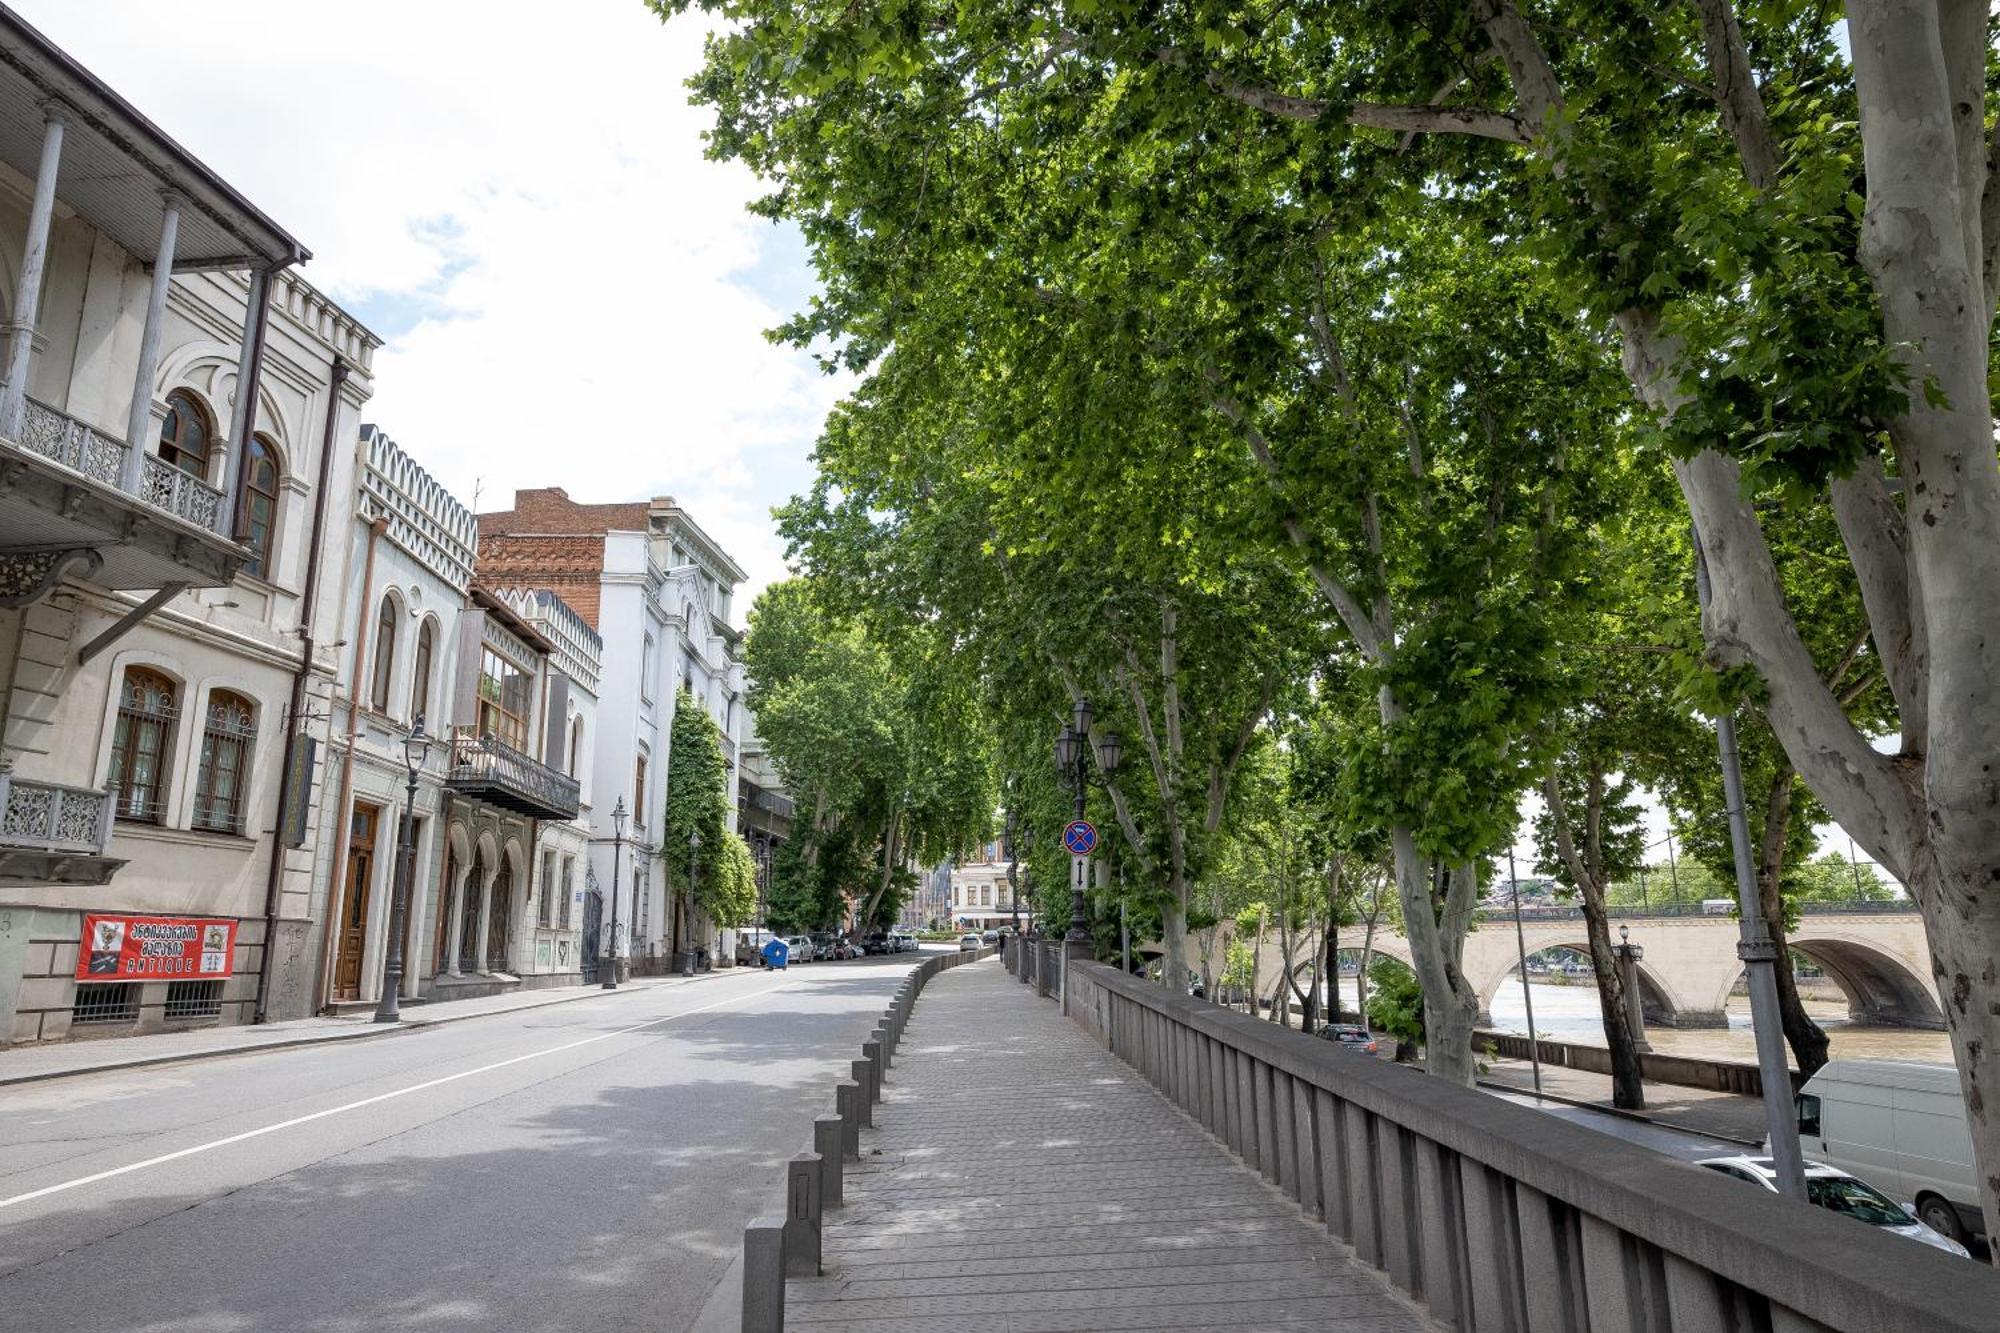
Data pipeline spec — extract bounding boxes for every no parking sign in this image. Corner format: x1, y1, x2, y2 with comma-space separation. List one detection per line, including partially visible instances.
1062, 820, 1098, 856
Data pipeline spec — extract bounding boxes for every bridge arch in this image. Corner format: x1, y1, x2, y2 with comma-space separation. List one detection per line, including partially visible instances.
1470, 938, 1687, 1028
1701, 931, 1944, 1030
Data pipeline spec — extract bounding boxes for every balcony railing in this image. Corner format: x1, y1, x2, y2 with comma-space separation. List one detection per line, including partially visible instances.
1, 775, 114, 853
11, 395, 228, 534
444, 728, 581, 821
740, 783, 795, 821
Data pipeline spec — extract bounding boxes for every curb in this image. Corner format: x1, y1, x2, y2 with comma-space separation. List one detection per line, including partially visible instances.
0, 968, 736, 1089
1477, 1078, 1764, 1148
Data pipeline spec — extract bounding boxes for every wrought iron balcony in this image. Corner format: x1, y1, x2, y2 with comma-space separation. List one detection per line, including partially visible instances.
0, 773, 125, 886
0, 394, 244, 591
740, 782, 795, 821
444, 728, 580, 821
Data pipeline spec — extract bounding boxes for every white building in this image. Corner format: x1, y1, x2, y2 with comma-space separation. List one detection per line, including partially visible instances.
0, 10, 378, 1040
948, 843, 1024, 932
474, 489, 747, 975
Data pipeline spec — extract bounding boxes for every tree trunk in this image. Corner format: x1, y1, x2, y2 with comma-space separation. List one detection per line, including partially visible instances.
1394, 836, 1483, 1085
1757, 765, 1830, 1076
1357, 912, 1377, 1030
1161, 897, 1190, 997
1322, 911, 1340, 1024
1546, 768, 1645, 1110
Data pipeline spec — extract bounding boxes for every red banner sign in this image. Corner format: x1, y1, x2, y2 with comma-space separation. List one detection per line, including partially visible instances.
77, 914, 236, 981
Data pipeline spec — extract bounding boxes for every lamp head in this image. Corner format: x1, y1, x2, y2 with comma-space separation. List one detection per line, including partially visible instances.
1619, 924, 1630, 946
1055, 724, 1080, 771
1072, 695, 1093, 737
612, 796, 627, 836
403, 712, 432, 774
691, 828, 702, 849
1096, 728, 1124, 774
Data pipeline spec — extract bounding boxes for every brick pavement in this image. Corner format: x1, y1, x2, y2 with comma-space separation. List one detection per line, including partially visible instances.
789, 960, 1439, 1333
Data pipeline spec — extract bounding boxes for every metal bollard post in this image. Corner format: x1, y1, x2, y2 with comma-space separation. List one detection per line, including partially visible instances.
785, 1152, 822, 1277
742, 1216, 786, 1333
835, 1079, 861, 1155
849, 1059, 874, 1125
814, 1115, 844, 1207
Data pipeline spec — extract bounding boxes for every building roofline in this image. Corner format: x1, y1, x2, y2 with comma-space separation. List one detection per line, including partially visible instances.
0, 4, 309, 268
653, 499, 748, 584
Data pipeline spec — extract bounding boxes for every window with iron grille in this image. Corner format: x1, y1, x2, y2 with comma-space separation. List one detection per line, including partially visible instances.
109, 668, 178, 824
538, 849, 556, 928
559, 855, 575, 930
164, 979, 223, 1021
72, 982, 138, 1025
192, 690, 256, 833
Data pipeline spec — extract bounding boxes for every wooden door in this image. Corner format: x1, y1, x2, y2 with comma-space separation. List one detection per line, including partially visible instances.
333, 803, 380, 1000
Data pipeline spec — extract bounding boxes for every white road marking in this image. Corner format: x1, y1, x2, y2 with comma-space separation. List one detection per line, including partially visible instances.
0, 979, 788, 1212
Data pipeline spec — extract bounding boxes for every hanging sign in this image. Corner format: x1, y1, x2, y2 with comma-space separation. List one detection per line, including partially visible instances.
77, 914, 237, 980
1062, 819, 1098, 857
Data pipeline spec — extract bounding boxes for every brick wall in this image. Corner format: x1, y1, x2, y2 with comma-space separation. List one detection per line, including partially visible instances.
473, 534, 608, 627
479, 487, 648, 537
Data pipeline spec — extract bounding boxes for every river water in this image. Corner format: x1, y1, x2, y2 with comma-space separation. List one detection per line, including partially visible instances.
1323, 976, 1956, 1069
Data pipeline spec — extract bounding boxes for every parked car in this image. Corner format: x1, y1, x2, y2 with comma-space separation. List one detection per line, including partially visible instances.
959, 933, 982, 952
1775, 1059, 1984, 1245
1316, 1024, 1379, 1054
891, 932, 918, 952
833, 938, 863, 960
783, 935, 815, 963
980, 929, 1000, 945
862, 931, 892, 955
1696, 1155, 1970, 1257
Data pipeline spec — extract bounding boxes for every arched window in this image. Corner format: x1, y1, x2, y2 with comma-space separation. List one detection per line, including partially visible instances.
370, 596, 397, 714
568, 716, 584, 777
192, 690, 256, 833
236, 434, 280, 578
157, 390, 213, 480
410, 619, 435, 723
108, 668, 179, 824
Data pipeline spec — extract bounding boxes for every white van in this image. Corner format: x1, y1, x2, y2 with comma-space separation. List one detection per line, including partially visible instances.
1778, 1060, 1982, 1245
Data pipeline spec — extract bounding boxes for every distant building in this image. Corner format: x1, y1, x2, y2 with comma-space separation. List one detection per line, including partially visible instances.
735, 716, 792, 928
474, 488, 747, 973
948, 841, 1022, 932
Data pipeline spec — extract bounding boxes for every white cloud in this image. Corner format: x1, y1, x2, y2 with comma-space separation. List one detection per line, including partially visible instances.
14, 0, 842, 615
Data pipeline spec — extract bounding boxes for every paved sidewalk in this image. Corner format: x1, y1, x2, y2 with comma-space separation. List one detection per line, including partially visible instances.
791, 961, 1437, 1333
1478, 1055, 1769, 1144
0, 968, 735, 1086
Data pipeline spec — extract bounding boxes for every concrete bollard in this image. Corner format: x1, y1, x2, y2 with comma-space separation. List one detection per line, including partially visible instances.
785, 1152, 823, 1277
863, 1038, 884, 1099
849, 1059, 874, 1124
835, 1079, 861, 1155
742, 1216, 786, 1333
872, 1027, 891, 1071
814, 1115, 844, 1207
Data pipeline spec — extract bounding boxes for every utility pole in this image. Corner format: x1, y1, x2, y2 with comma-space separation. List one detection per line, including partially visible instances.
1694, 529, 1807, 1201
1507, 847, 1542, 1096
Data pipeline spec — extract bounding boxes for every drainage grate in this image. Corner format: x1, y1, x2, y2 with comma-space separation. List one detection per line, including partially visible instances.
164, 979, 223, 1021
72, 982, 138, 1025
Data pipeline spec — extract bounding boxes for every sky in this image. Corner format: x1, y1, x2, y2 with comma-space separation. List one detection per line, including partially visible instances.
19, 2, 1886, 888
16, 0, 844, 616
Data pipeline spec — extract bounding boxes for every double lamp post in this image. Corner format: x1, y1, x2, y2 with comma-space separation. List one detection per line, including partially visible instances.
374, 714, 434, 1024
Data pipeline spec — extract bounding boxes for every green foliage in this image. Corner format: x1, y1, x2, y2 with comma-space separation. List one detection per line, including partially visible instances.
661, 689, 753, 925
1364, 959, 1425, 1058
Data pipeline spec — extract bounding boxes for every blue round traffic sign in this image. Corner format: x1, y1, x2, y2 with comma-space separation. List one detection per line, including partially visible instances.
1062, 819, 1098, 856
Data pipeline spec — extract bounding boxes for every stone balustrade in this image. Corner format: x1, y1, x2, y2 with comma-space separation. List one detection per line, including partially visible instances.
1011, 941, 1997, 1333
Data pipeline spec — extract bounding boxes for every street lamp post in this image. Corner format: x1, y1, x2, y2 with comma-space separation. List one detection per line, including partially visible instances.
374, 715, 433, 1024
1506, 846, 1542, 1096
604, 797, 627, 990
1003, 807, 1020, 939
683, 829, 701, 977
1054, 699, 1121, 949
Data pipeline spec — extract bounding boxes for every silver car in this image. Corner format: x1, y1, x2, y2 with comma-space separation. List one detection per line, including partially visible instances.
1696, 1155, 1970, 1257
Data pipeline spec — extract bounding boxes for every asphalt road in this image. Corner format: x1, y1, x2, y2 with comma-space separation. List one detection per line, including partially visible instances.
0, 951, 930, 1333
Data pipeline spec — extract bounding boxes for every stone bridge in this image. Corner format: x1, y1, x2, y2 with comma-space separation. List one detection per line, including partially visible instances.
1202, 902, 1942, 1030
